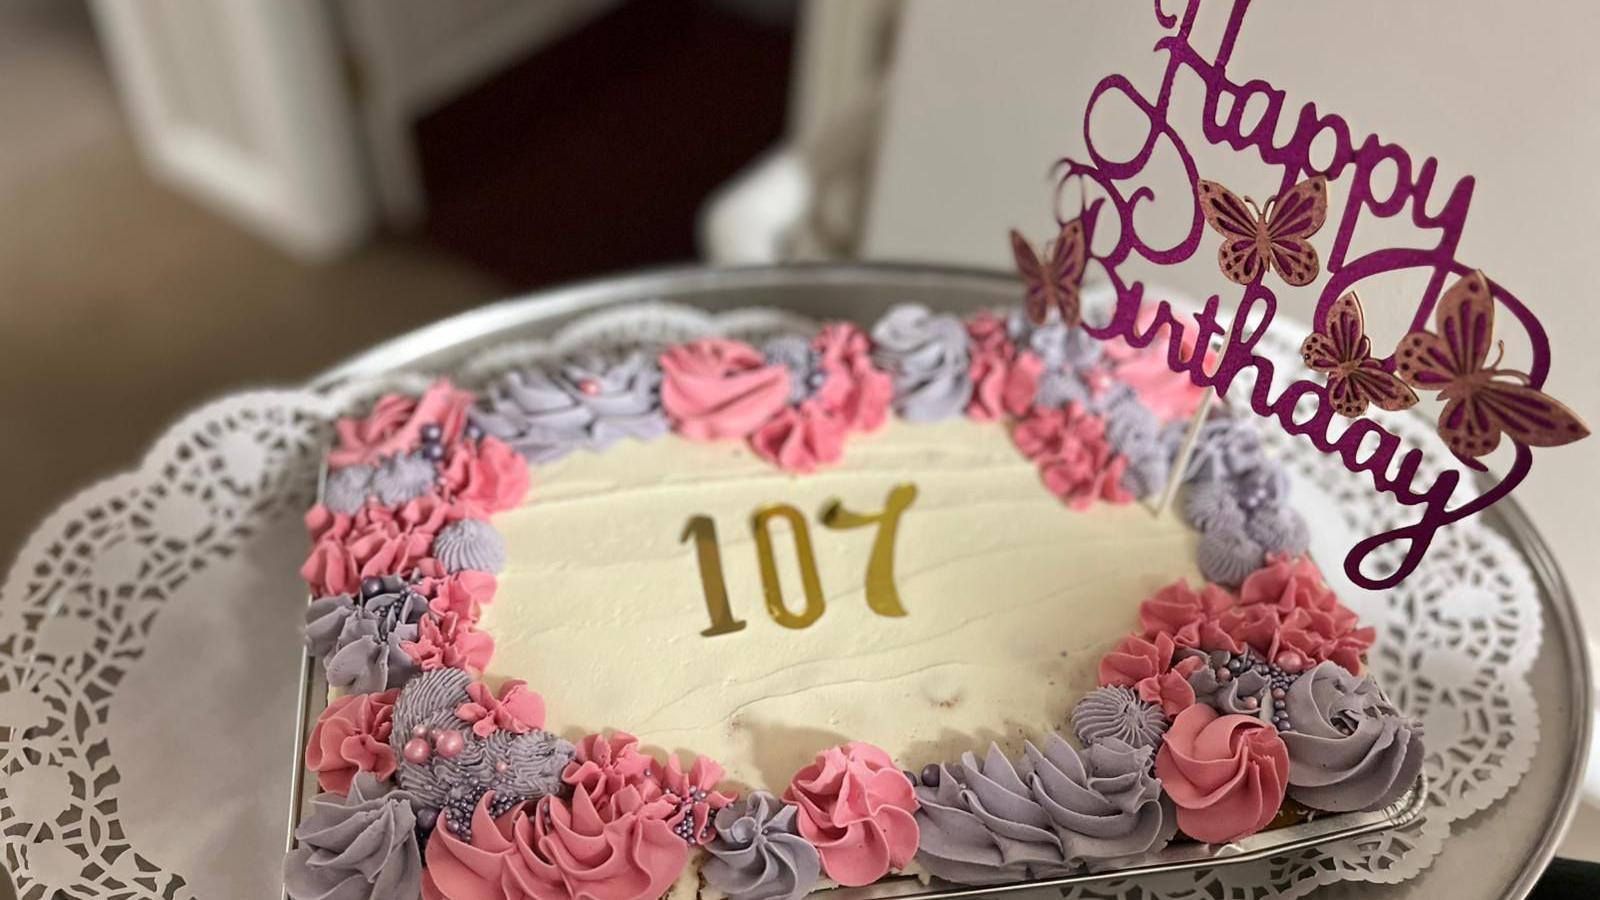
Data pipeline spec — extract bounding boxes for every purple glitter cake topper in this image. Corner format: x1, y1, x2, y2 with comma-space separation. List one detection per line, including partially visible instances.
1014, 0, 1588, 589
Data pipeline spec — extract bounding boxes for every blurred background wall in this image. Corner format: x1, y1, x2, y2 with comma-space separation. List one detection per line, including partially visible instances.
0, 0, 831, 571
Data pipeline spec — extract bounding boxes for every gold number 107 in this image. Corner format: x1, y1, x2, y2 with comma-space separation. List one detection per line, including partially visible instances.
680, 484, 918, 636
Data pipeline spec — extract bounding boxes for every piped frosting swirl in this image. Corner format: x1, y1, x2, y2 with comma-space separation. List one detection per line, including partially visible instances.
1281, 661, 1424, 812
284, 773, 420, 900
703, 791, 822, 900
871, 304, 972, 422
913, 735, 1174, 883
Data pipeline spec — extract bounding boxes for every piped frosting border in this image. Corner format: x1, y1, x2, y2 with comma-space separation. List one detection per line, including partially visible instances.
286, 304, 1417, 900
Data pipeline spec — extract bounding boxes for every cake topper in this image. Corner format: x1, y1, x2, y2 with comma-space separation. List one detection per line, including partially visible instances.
1300, 291, 1418, 418
1011, 200, 1098, 327
1198, 176, 1327, 286
1396, 271, 1588, 459
1012, 0, 1588, 589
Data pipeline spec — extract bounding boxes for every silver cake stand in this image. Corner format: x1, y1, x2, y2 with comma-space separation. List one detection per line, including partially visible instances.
308, 263, 1592, 900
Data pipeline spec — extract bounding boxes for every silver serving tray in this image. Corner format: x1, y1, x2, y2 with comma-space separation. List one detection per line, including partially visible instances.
286, 263, 1591, 900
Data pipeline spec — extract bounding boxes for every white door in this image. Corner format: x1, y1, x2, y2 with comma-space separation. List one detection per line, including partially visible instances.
90, 0, 372, 260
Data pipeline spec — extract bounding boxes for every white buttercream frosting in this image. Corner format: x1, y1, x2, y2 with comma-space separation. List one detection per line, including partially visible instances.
483, 418, 1201, 791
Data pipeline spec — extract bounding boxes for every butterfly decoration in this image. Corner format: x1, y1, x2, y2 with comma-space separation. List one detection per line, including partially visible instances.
1198, 175, 1328, 286
1011, 214, 1088, 327
1300, 291, 1418, 418
1395, 271, 1589, 460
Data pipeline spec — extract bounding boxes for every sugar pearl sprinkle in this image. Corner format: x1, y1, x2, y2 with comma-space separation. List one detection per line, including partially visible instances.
1223, 650, 1304, 731
666, 789, 714, 844
400, 726, 465, 764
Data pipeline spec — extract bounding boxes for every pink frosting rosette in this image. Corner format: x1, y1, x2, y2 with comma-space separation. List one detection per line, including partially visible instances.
1101, 310, 1214, 423
422, 788, 689, 900
1013, 403, 1132, 509
1224, 555, 1375, 674
660, 339, 791, 441
1139, 579, 1242, 653
964, 311, 1042, 420
456, 679, 546, 738
401, 611, 494, 674
305, 689, 399, 794
415, 570, 498, 623
439, 435, 531, 516
329, 380, 475, 468
751, 324, 893, 473
301, 493, 463, 596
783, 742, 920, 886
1155, 704, 1289, 843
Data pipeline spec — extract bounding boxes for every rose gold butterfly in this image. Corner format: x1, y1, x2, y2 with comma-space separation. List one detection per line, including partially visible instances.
1198, 175, 1328, 286
1395, 271, 1589, 459
1300, 290, 1418, 418
1011, 216, 1087, 327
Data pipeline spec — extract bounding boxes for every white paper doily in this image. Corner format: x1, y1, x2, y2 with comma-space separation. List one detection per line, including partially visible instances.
0, 299, 1542, 900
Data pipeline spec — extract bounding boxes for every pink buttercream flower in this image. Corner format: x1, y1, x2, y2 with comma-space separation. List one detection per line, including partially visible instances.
1101, 310, 1215, 423
1013, 403, 1133, 509
438, 435, 530, 516
749, 406, 848, 474
455, 679, 546, 738
751, 324, 892, 473
305, 689, 399, 794
964, 311, 1042, 420
1155, 704, 1289, 843
401, 612, 494, 674
660, 339, 791, 441
563, 732, 664, 818
421, 788, 690, 900
300, 493, 464, 596
783, 742, 919, 886
1137, 654, 1202, 717
652, 754, 737, 845
811, 322, 894, 432
1098, 631, 1177, 688
329, 381, 475, 468
1139, 579, 1243, 653
414, 570, 498, 623
1227, 555, 1375, 674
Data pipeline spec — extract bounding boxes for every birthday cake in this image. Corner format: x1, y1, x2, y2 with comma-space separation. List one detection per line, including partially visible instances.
287, 303, 1424, 900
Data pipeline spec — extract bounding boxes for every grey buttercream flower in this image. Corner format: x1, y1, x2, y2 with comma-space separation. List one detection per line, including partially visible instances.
305, 576, 427, 693
283, 773, 420, 900
369, 452, 437, 506
871, 304, 972, 422
432, 518, 506, 574
703, 792, 822, 900
1196, 525, 1266, 586
323, 465, 375, 514
912, 735, 1175, 883
1282, 662, 1425, 812
1071, 685, 1168, 750
471, 350, 668, 463
389, 668, 574, 823
1246, 505, 1311, 556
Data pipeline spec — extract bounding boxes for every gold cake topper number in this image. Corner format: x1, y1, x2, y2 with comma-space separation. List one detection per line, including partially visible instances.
681, 484, 918, 636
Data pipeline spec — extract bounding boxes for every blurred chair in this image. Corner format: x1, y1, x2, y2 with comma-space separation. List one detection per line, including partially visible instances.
698, 0, 899, 264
